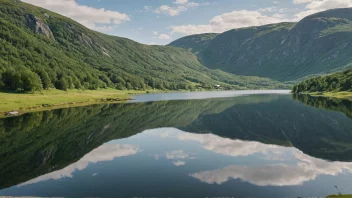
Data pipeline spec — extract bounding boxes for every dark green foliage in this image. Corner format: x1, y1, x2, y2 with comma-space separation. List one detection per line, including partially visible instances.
0, 73, 3, 88
169, 9, 352, 81
36, 69, 51, 89
292, 69, 352, 93
1, 67, 42, 92
55, 78, 68, 91
0, 0, 288, 92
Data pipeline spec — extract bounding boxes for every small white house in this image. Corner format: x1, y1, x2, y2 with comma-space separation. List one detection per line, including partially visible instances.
216, 84, 221, 88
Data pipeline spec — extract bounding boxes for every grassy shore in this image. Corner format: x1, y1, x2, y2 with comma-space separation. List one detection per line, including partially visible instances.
307, 91, 352, 100
0, 89, 153, 116
327, 195, 352, 198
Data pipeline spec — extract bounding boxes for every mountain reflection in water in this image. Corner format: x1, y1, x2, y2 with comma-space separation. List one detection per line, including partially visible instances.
1, 93, 352, 198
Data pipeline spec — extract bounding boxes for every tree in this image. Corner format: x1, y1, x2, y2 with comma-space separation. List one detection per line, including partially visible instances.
116, 83, 125, 90
0, 73, 4, 88
126, 83, 133, 90
21, 70, 42, 92
1, 68, 22, 91
56, 78, 68, 91
36, 69, 51, 89
66, 76, 74, 89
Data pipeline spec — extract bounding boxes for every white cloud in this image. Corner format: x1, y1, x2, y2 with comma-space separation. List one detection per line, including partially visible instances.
155, 5, 186, 16
177, 132, 283, 157
146, 128, 352, 187
18, 144, 141, 186
153, 31, 172, 40
173, 0, 189, 5
152, 1, 203, 16
190, 150, 352, 186
158, 34, 172, 40
293, 0, 315, 4
173, 160, 186, 166
171, 10, 290, 35
148, 128, 287, 159
22, 0, 130, 31
166, 150, 190, 159
166, 129, 352, 187
294, 0, 352, 20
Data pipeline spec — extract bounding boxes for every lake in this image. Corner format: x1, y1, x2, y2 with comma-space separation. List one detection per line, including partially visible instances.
1, 90, 352, 198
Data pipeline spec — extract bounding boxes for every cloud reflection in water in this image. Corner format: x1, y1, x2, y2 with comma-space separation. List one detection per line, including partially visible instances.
18, 144, 141, 186
146, 128, 352, 186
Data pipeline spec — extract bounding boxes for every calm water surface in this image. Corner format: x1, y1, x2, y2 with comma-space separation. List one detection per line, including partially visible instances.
1, 91, 352, 198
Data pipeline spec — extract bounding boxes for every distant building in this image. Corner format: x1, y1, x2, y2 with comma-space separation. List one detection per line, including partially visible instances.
216, 84, 221, 88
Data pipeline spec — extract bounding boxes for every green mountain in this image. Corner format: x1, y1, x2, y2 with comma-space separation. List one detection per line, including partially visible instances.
0, 0, 288, 92
169, 8, 352, 81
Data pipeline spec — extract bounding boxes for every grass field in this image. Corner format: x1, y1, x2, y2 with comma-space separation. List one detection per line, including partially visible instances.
327, 195, 352, 198
308, 91, 352, 101
0, 89, 152, 116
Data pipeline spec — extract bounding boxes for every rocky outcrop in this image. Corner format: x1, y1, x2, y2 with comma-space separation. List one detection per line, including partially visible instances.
79, 33, 94, 49
27, 14, 54, 40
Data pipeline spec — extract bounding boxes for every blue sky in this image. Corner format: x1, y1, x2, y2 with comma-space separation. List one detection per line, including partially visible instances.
23, 0, 352, 45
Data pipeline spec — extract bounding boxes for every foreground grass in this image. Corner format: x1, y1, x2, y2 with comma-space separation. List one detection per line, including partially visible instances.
308, 91, 352, 101
0, 89, 152, 116
327, 195, 352, 198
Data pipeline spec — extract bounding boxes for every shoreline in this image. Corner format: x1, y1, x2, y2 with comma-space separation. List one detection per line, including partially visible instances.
0, 89, 150, 118
302, 91, 352, 101
0, 89, 290, 117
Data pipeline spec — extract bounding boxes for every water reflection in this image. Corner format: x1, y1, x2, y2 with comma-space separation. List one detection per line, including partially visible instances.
1, 93, 352, 197
2, 128, 352, 198
293, 94, 352, 118
151, 128, 352, 187
19, 144, 141, 187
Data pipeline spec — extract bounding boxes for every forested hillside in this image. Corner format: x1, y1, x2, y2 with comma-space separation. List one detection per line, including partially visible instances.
292, 69, 352, 93
169, 8, 352, 81
0, 0, 287, 93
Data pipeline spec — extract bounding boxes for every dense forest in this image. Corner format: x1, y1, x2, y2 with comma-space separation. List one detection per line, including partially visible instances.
292, 69, 352, 93
0, 0, 289, 93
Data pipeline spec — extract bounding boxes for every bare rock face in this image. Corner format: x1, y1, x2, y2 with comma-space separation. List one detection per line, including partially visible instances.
27, 14, 54, 40
79, 33, 94, 49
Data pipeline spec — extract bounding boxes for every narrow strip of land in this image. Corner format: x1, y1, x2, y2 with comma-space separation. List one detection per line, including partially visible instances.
307, 91, 352, 101
0, 89, 151, 116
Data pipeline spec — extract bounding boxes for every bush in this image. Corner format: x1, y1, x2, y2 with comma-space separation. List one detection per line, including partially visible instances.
1, 67, 42, 92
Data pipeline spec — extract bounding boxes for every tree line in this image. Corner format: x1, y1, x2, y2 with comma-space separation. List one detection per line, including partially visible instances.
292, 69, 352, 93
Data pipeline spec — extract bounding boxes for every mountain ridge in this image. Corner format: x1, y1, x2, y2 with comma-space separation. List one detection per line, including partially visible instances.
169, 8, 352, 82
